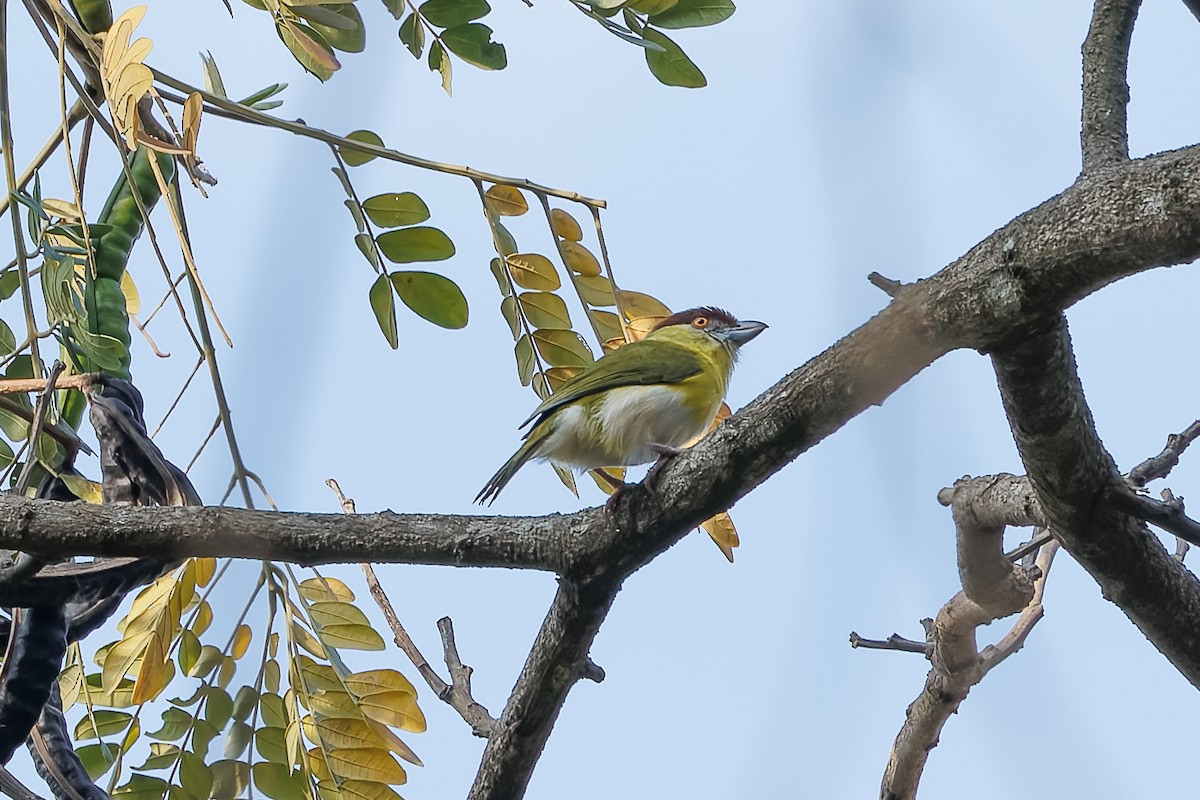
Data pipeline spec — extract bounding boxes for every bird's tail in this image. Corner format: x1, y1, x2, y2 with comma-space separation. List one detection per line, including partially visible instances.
475, 424, 550, 505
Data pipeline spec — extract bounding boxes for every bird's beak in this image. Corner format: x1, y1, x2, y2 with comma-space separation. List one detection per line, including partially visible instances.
724, 320, 768, 345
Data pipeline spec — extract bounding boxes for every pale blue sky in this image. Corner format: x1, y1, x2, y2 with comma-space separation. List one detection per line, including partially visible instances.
7, 1, 1200, 798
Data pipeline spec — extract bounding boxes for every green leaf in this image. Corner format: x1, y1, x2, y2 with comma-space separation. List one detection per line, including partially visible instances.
648, 0, 735, 28
211, 760, 250, 800
345, 200, 366, 233
255, 727, 289, 765
383, 0, 406, 19
276, 19, 340, 81
74, 710, 134, 741
514, 335, 534, 386
419, 0, 490, 28
134, 743, 182, 771
519, 291, 571, 329
642, 27, 706, 87
0, 319, 15, 356
0, 270, 20, 300
205, 686, 234, 731
389, 271, 468, 329
179, 753, 214, 800
306, 3, 366, 53
199, 51, 227, 97
113, 774, 170, 800
148, 707, 194, 741
500, 295, 521, 338
428, 40, 452, 94
362, 193, 430, 228
398, 12, 425, 58
532, 329, 594, 367
440, 23, 507, 70
252, 763, 307, 800
369, 274, 398, 349
339, 130, 384, 167
77, 743, 120, 780
376, 227, 455, 263
354, 233, 380, 267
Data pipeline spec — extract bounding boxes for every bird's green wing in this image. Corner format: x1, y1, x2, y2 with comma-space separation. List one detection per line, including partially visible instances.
520, 338, 705, 428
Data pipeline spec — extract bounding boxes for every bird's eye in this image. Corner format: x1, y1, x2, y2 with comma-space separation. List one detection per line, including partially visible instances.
692, 316, 709, 328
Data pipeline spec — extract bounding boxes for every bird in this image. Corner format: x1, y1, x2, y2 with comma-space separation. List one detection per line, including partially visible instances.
476, 306, 767, 505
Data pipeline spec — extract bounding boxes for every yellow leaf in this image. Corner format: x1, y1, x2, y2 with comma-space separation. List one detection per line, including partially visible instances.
317, 624, 386, 651
101, 6, 148, 74
545, 366, 581, 391
626, 315, 666, 342
182, 91, 202, 156
337, 780, 404, 800
575, 275, 616, 307
58, 663, 84, 711
102, 632, 153, 693
560, 241, 601, 276
307, 690, 360, 719
505, 253, 560, 291
324, 748, 407, 785
192, 600, 213, 637
549, 208, 583, 241
60, 473, 103, 504
621, 290, 672, 318
41, 198, 82, 220
700, 512, 740, 562
120, 271, 141, 314
589, 309, 624, 342
589, 467, 626, 495
298, 576, 356, 603
231, 624, 253, 660
308, 601, 371, 629
363, 719, 422, 766
484, 185, 528, 216
307, 749, 333, 783
192, 557, 217, 587
290, 621, 326, 659
304, 716, 377, 750
131, 630, 169, 703
357, 691, 426, 733
293, 655, 341, 693
344, 670, 416, 698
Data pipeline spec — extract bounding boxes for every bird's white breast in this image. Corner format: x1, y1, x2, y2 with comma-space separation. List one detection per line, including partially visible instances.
538, 384, 715, 470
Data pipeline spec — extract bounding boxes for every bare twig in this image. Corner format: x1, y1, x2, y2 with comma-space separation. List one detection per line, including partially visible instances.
1128, 418, 1200, 486
867, 272, 905, 297
848, 632, 929, 655
326, 479, 498, 737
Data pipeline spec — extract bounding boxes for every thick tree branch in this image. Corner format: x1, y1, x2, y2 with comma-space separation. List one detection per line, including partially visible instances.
0, 498, 575, 573
880, 516, 1054, 800
470, 576, 617, 799
1080, 0, 1141, 170
992, 320, 1200, 685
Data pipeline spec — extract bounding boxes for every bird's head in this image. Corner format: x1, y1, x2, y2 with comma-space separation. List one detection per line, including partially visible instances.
650, 307, 767, 351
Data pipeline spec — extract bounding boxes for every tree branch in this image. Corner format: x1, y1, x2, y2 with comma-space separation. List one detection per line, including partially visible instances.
880, 504, 1055, 800
991, 319, 1200, 685
1080, 0, 1141, 170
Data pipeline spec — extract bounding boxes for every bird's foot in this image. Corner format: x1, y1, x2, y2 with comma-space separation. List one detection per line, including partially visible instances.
603, 481, 634, 515
644, 444, 686, 493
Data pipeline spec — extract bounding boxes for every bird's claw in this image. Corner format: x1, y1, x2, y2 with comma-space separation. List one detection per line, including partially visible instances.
644, 444, 685, 493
